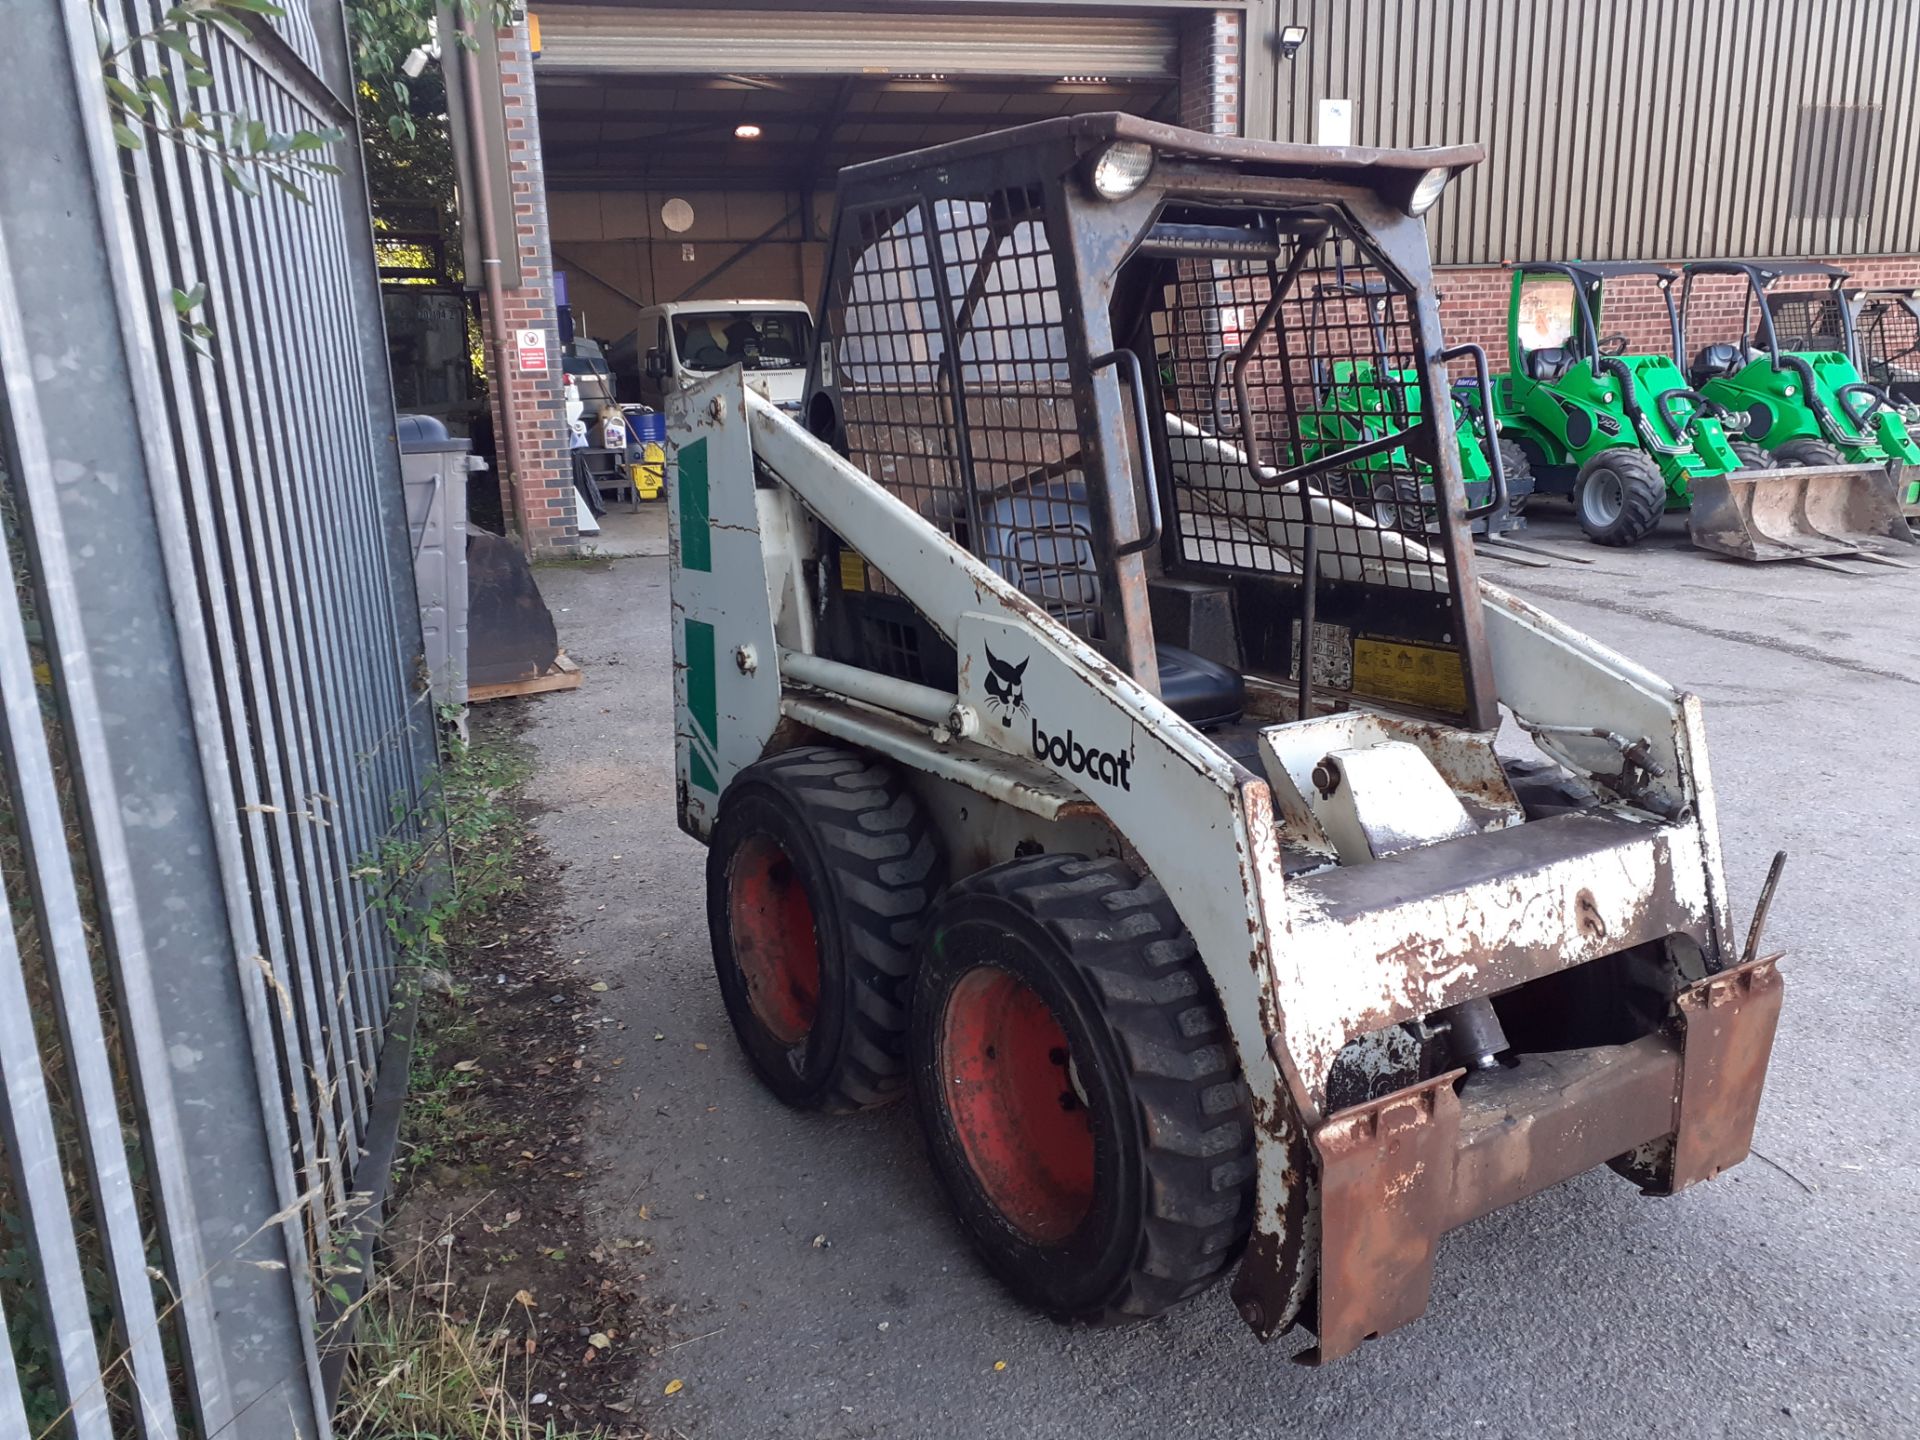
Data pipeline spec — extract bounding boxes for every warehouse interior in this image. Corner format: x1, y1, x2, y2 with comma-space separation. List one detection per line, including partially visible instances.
531, 4, 1203, 357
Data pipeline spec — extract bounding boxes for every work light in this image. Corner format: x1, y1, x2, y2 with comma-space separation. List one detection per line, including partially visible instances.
1408, 166, 1453, 216
1088, 141, 1154, 200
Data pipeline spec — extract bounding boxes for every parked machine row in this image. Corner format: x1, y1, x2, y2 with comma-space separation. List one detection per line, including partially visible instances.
1462, 258, 1917, 564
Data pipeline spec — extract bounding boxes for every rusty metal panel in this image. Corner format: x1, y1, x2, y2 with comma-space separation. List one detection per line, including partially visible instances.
1667, 954, 1785, 1188
1308, 1070, 1461, 1364
1247, 0, 1920, 263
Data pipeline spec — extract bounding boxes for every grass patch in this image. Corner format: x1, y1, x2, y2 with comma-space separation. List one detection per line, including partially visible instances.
368, 727, 531, 1179
333, 1221, 606, 1440
339, 724, 617, 1438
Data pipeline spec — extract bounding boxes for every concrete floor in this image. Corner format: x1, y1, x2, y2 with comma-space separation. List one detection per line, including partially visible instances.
575, 501, 669, 558
518, 504, 1920, 1439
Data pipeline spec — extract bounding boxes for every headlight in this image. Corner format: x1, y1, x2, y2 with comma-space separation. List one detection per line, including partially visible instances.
1088, 141, 1154, 200
1408, 166, 1452, 217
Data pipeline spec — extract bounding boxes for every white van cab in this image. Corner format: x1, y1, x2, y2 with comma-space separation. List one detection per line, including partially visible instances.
630, 300, 814, 414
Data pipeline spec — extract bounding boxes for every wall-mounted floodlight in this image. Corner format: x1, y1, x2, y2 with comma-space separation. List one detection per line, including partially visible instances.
1278, 25, 1308, 60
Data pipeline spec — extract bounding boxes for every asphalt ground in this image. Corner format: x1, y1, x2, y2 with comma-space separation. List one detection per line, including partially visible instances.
524, 502, 1920, 1438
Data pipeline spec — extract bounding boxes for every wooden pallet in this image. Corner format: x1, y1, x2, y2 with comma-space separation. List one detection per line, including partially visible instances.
469, 651, 582, 704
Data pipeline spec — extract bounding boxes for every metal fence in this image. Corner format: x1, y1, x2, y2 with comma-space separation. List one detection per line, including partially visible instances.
0, 2, 432, 1437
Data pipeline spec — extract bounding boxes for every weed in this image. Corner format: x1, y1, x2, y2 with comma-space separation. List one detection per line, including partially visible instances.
366, 718, 532, 966
333, 1218, 608, 1440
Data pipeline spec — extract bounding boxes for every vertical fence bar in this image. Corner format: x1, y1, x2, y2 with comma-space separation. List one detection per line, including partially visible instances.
0, 898, 114, 1440
0, 354, 180, 1435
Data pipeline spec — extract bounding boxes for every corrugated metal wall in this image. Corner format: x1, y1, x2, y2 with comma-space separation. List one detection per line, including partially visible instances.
1245, 0, 1920, 264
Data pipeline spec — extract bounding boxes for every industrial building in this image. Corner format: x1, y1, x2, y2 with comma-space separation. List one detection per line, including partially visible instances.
470, 0, 1920, 552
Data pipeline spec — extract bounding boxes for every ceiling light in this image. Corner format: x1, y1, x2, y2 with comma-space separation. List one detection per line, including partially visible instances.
734, 123, 763, 139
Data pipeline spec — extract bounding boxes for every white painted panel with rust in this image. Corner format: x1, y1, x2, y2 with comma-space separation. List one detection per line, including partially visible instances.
1274, 820, 1715, 1104
667, 370, 783, 839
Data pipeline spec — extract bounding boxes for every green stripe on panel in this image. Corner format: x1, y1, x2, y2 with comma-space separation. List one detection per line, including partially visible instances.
678, 437, 712, 572
684, 617, 719, 796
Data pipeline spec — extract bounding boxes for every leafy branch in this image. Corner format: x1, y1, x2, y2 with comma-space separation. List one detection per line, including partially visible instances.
99, 0, 347, 356
101, 0, 346, 203
348, 0, 516, 141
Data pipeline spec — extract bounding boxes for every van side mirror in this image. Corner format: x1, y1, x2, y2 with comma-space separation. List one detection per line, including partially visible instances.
645, 347, 665, 378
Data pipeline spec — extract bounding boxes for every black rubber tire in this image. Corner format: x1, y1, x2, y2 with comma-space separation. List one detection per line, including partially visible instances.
1774, 436, 1846, 468
1497, 438, 1536, 515
1574, 448, 1667, 546
909, 854, 1255, 1324
706, 745, 944, 1113
1728, 438, 1776, 471
1367, 473, 1427, 532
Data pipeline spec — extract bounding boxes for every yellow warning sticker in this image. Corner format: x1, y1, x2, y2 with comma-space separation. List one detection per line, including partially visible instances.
1352, 637, 1467, 712
838, 549, 867, 593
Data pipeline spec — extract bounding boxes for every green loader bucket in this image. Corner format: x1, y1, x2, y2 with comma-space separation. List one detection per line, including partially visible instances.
1689, 461, 1917, 563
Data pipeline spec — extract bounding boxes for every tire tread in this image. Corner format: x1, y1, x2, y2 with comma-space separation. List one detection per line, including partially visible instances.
1576, 448, 1667, 547
933, 854, 1256, 1322
718, 745, 941, 1112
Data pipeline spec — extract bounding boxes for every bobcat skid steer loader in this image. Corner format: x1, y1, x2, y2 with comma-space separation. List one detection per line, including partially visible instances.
667, 115, 1784, 1362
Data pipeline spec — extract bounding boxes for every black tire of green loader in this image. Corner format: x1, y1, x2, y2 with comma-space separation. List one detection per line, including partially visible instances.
706, 745, 944, 1113
1728, 439, 1776, 471
1497, 438, 1535, 515
1773, 436, 1846, 468
908, 854, 1257, 1324
1574, 448, 1667, 546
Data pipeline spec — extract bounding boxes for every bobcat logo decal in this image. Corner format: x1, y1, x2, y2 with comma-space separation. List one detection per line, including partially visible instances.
981, 645, 1029, 727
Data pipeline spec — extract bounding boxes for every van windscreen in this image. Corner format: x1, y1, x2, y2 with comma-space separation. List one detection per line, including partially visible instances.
673, 310, 813, 372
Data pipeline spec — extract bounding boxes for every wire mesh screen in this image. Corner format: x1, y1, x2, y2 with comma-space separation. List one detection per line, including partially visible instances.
832, 202, 968, 534
1854, 297, 1920, 392
828, 189, 1100, 637
1766, 290, 1850, 352
1152, 228, 1453, 595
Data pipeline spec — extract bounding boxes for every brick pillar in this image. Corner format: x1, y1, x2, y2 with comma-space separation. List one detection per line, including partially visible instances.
1178, 10, 1242, 137
1171, 12, 1246, 408
484, 19, 576, 556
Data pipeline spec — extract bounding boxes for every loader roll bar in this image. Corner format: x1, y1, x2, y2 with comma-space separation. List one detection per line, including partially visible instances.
1511, 260, 1686, 367
1680, 259, 1861, 370
808, 111, 1501, 730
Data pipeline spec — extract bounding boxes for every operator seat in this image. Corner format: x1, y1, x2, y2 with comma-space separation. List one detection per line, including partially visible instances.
976, 478, 1245, 728
1525, 346, 1573, 382
1690, 343, 1743, 387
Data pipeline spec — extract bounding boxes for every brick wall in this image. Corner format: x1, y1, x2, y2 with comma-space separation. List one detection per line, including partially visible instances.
1178, 10, 1241, 136
1434, 256, 1920, 374
484, 19, 576, 556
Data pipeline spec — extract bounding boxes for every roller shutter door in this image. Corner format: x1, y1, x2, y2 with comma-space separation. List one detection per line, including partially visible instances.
534, 5, 1181, 80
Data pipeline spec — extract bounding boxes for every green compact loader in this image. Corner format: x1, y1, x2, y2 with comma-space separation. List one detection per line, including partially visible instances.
1838, 286, 1920, 520
1679, 261, 1916, 557
1293, 280, 1530, 536
1479, 262, 1775, 550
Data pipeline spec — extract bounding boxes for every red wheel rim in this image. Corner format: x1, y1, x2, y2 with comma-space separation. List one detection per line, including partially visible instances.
940, 966, 1095, 1244
728, 833, 820, 1045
